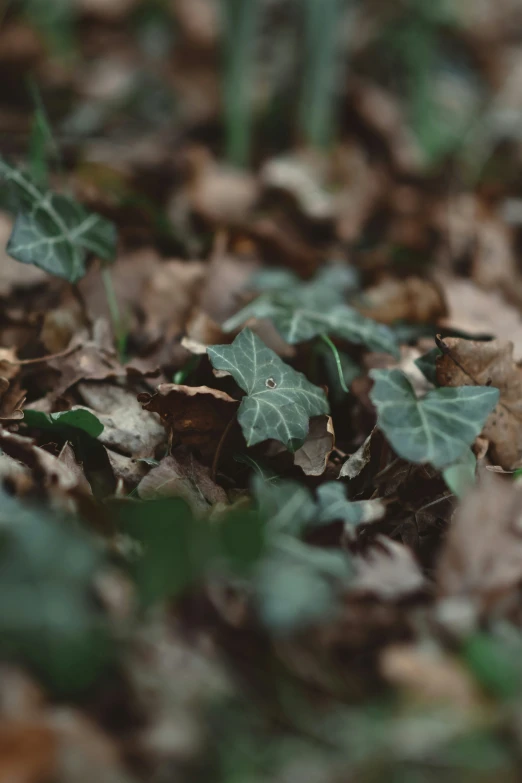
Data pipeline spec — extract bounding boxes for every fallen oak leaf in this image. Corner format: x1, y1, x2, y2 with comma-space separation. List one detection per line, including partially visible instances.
137, 451, 228, 517
370, 368, 499, 469
436, 337, 522, 470
138, 384, 239, 462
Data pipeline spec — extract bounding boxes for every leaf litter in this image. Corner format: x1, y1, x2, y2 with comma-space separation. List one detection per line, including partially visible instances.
4, 2, 522, 781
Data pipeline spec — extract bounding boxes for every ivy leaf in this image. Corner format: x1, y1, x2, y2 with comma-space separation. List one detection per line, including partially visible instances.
23, 408, 104, 437
0, 158, 116, 282
207, 329, 329, 450
253, 475, 315, 536
255, 537, 352, 632
370, 369, 499, 469
0, 491, 112, 694
223, 266, 398, 356
315, 482, 385, 529
225, 299, 398, 356
414, 347, 442, 386
111, 497, 208, 606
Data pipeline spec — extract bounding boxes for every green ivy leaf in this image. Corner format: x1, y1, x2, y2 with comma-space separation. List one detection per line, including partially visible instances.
23, 408, 104, 437
207, 329, 329, 450
223, 267, 398, 355
414, 346, 442, 385
111, 497, 208, 606
0, 491, 112, 694
315, 482, 385, 529
253, 475, 315, 536
0, 158, 116, 282
255, 537, 352, 632
370, 369, 499, 469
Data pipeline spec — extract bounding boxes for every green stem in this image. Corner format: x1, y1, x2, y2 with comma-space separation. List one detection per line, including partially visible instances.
221, 0, 259, 167
299, 0, 343, 150
101, 266, 126, 362
320, 333, 349, 393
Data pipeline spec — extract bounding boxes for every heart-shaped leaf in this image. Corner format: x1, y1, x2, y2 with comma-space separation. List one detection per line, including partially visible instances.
207, 329, 329, 450
0, 158, 116, 282
370, 369, 499, 469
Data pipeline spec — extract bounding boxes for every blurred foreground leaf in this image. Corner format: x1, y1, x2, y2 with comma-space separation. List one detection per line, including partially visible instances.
0, 491, 112, 694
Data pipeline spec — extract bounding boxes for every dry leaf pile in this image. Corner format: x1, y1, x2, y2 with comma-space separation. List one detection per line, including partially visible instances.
3, 2, 522, 782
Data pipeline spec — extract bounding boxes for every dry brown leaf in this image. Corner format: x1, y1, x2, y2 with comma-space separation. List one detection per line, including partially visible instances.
48, 709, 130, 783
352, 537, 426, 600
261, 151, 336, 222
438, 277, 522, 360
380, 644, 481, 709
137, 452, 228, 516
358, 277, 447, 325
185, 147, 260, 226
77, 383, 165, 458
437, 472, 522, 611
294, 416, 335, 477
0, 720, 56, 783
0, 378, 25, 421
57, 442, 92, 495
138, 384, 239, 462
436, 337, 522, 469
0, 430, 90, 501
141, 260, 206, 344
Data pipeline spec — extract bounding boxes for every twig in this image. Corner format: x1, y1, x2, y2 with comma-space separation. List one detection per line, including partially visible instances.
211, 415, 236, 482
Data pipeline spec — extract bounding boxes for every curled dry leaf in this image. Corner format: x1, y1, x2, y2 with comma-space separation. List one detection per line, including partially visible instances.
358, 277, 447, 325
380, 644, 480, 710
436, 337, 522, 469
352, 537, 426, 600
339, 430, 374, 480
137, 452, 228, 516
294, 416, 335, 477
437, 472, 522, 611
438, 277, 522, 361
0, 377, 25, 421
0, 719, 56, 783
138, 384, 239, 462
0, 431, 88, 501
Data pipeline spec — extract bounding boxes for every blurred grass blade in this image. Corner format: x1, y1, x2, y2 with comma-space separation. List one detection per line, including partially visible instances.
299, 0, 344, 150
27, 78, 63, 187
221, 0, 259, 167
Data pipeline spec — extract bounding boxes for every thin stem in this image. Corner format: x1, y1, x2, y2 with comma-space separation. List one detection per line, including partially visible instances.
101, 266, 126, 362
299, 0, 343, 150
211, 415, 236, 483
320, 333, 349, 394
221, 0, 259, 167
